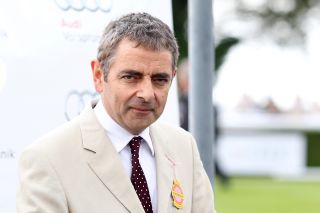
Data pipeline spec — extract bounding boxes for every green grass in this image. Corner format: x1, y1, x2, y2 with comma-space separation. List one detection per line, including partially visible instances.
215, 177, 320, 213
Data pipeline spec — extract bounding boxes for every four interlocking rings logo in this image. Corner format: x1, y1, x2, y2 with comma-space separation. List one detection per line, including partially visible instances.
54, 0, 113, 12
64, 90, 98, 121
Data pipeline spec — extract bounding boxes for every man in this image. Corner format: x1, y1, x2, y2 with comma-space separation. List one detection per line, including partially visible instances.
17, 12, 215, 213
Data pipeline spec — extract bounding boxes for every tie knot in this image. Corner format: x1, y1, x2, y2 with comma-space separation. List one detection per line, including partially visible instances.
129, 136, 143, 156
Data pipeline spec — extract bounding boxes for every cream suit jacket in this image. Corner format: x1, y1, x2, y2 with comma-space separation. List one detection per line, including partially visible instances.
17, 103, 215, 213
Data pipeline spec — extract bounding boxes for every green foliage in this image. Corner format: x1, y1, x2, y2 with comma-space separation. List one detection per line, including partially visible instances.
172, 2, 239, 72
172, 0, 318, 66
306, 133, 320, 166
215, 37, 240, 71
225, 0, 320, 45
172, 0, 188, 61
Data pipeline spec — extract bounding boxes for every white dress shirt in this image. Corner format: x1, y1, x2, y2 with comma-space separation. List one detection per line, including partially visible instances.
94, 99, 157, 212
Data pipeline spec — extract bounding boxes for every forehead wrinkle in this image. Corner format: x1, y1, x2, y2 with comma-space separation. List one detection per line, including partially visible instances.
110, 40, 173, 77
115, 40, 172, 63
116, 57, 171, 75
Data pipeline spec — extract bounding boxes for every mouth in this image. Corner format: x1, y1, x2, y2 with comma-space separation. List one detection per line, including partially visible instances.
130, 107, 154, 114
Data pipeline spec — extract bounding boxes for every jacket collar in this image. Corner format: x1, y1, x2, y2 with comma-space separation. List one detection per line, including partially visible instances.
150, 123, 176, 213
79, 103, 144, 213
79, 102, 175, 212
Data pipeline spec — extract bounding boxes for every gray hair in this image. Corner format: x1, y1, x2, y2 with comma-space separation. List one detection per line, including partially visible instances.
97, 12, 179, 81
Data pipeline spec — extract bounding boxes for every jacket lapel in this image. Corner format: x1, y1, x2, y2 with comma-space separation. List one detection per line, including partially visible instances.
79, 104, 144, 213
150, 124, 175, 213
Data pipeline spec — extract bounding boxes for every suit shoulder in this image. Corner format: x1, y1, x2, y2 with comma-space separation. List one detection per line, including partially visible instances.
153, 122, 191, 134
151, 122, 195, 144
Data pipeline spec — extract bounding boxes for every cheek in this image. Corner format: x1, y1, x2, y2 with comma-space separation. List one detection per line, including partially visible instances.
156, 92, 169, 105
115, 89, 134, 107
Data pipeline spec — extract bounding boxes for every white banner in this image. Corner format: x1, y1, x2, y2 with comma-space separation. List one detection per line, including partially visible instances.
217, 132, 306, 177
0, 1, 177, 212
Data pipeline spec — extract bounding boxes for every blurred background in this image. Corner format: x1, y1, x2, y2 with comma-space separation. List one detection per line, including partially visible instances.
173, 0, 320, 212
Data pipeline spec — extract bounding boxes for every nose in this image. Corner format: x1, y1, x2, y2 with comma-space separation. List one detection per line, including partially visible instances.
136, 77, 155, 101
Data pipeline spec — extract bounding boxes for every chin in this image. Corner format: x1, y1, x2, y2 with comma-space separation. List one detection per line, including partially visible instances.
129, 122, 151, 134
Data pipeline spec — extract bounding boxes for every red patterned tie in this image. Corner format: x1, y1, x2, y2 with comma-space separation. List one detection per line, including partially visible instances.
129, 136, 153, 213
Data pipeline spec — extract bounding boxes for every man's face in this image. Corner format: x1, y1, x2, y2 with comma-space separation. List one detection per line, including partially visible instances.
92, 39, 176, 135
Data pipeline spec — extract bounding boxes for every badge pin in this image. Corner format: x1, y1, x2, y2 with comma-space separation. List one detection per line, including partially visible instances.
171, 179, 184, 209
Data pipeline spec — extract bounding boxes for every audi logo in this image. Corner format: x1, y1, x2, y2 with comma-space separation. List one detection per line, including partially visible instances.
54, 0, 113, 12
64, 90, 99, 121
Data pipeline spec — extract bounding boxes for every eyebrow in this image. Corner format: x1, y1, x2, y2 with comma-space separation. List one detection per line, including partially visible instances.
151, 73, 171, 79
118, 70, 171, 78
118, 70, 143, 77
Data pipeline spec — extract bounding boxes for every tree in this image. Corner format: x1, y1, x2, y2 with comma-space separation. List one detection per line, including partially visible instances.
172, 0, 320, 68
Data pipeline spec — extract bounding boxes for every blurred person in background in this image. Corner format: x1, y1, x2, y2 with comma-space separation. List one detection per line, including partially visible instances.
177, 58, 230, 187
177, 59, 189, 131
17, 12, 215, 213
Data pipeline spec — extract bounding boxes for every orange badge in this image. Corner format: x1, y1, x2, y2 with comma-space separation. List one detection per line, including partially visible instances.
171, 179, 184, 209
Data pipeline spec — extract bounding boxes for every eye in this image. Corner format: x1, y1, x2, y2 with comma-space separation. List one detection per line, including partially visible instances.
120, 73, 142, 83
152, 76, 170, 87
122, 75, 136, 80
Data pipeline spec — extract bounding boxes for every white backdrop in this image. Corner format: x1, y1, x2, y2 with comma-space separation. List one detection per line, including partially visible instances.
217, 132, 306, 177
0, 0, 178, 212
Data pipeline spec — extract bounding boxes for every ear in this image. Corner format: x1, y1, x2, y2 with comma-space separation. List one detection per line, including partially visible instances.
169, 69, 177, 87
172, 69, 177, 78
91, 60, 104, 93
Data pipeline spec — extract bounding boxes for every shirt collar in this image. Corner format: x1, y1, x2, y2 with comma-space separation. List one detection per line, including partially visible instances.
93, 99, 154, 155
